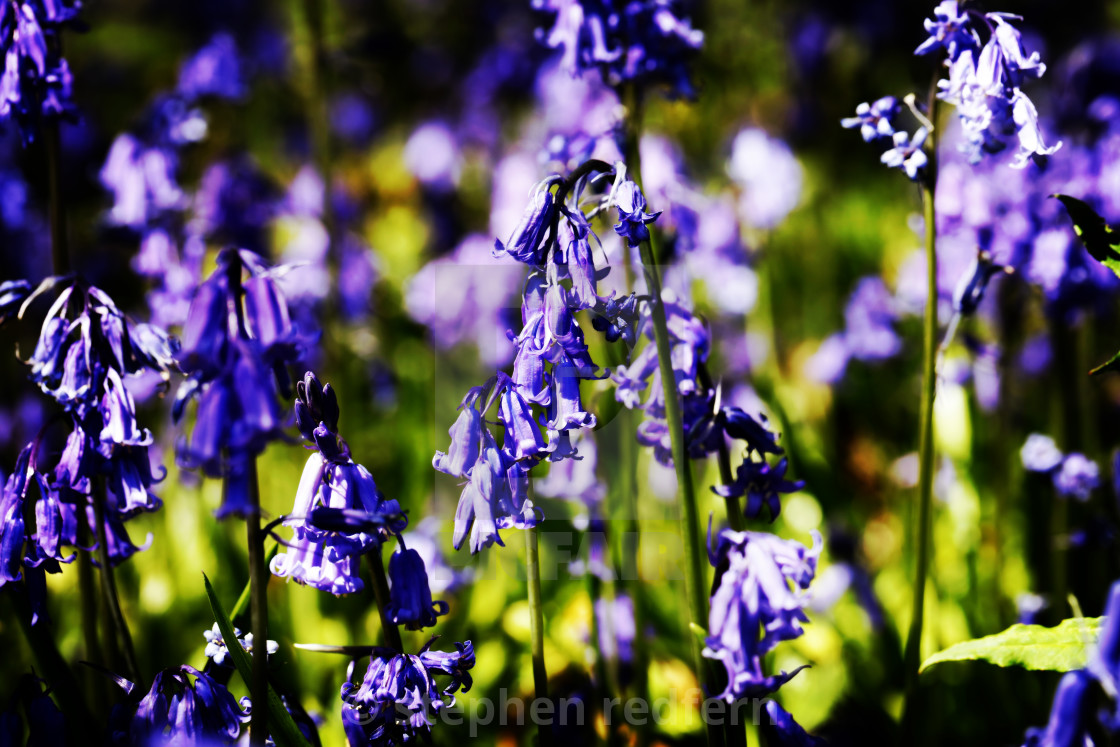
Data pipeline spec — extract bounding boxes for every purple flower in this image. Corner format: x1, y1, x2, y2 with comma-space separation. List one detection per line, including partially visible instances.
0, 0, 78, 143
177, 32, 246, 101
451, 432, 539, 553
174, 250, 301, 514
704, 528, 821, 701
761, 701, 828, 747
714, 458, 804, 522
403, 122, 461, 191
1021, 670, 1094, 747
342, 640, 475, 746
612, 179, 661, 247
534, 0, 703, 97
273, 374, 403, 594
385, 545, 449, 631
841, 97, 901, 142
1021, 434, 1064, 473
121, 665, 246, 745
881, 128, 929, 181
914, 1, 978, 61
727, 127, 803, 229
1053, 454, 1099, 502
494, 185, 559, 265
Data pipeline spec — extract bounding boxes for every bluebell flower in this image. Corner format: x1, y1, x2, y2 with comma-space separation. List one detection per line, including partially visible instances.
385, 544, 449, 631
612, 179, 661, 247
1053, 454, 1100, 502
727, 128, 804, 230
452, 432, 539, 553
704, 528, 821, 701
194, 159, 280, 254
178, 32, 246, 101
494, 184, 559, 265
0, 0, 79, 143
118, 665, 247, 745
1021, 670, 1095, 747
202, 623, 278, 666
881, 128, 929, 181
591, 293, 640, 347
0, 278, 30, 323
99, 134, 184, 229
914, 1, 978, 61
533, 0, 703, 97
341, 639, 475, 746
761, 701, 828, 747
273, 374, 403, 594
841, 97, 900, 142
1021, 434, 1064, 473
714, 457, 804, 522
174, 249, 300, 515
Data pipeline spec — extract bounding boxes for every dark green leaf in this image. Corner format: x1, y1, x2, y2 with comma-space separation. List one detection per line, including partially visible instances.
202, 573, 311, 747
1053, 194, 1120, 275
920, 617, 1102, 674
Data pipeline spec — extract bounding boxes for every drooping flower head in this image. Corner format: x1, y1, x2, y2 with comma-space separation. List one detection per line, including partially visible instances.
704, 528, 821, 701
173, 248, 301, 517
272, 372, 405, 595
341, 639, 475, 746
0, 0, 80, 143
111, 665, 247, 746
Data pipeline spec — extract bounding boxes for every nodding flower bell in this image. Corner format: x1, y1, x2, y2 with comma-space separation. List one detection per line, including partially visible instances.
704, 528, 822, 701
271, 372, 405, 595
174, 248, 301, 517
112, 665, 247, 746
385, 544, 449, 631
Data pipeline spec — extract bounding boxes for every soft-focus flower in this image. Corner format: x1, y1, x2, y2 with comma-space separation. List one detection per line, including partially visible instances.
0, 0, 79, 142
1021, 434, 1064, 473
1053, 454, 1100, 502
881, 128, 929, 181
533, 0, 703, 97
1021, 670, 1095, 747
727, 128, 803, 229
761, 701, 829, 747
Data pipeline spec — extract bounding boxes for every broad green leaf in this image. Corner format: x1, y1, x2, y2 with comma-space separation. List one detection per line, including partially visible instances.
1053, 194, 1120, 276
920, 617, 1103, 674
202, 573, 311, 747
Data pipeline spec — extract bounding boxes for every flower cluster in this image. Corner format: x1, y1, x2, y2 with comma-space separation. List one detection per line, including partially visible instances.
0, 278, 174, 623
919, 2, 1061, 167
532, 0, 704, 97
435, 163, 641, 553
271, 372, 408, 596
341, 640, 475, 746
202, 623, 278, 667
704, 528, 821, 701
172, 248, 301, 517
842, 2, 1060, 179
0, 0, 80, 142
704, 407, 802, 522
110, 665, 247, 746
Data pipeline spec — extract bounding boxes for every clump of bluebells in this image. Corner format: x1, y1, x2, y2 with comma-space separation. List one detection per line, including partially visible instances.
340, 639, 475, 746
0, 276, 174, 623
842, 1, 1060, 178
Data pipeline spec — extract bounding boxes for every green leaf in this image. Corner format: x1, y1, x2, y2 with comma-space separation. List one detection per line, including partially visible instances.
1053, 194, 1120, 276
202, 573, 311, 747
920, 617, 1104, 674
688, 622, 708, 646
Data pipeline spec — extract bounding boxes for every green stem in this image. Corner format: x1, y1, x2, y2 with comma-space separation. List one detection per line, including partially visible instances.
900, 112, 939, 742
526, 525, 551, 747
623, 81, 718, 747
244, 459, 270, 746
698, 363, 744, 533
367, 544, 404, 652
92, 480, 140, 685
45, 110, 68, 275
